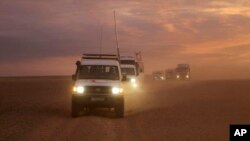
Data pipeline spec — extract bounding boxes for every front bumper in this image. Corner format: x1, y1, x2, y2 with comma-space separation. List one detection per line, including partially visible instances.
72, 94, 123, 107
176, 75, 190, 80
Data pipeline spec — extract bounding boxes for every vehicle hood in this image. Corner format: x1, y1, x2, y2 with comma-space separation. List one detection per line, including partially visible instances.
74, 79, 122, 87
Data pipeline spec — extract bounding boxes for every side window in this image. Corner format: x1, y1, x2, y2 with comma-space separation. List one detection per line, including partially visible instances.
105, 67, 110, 72
109, 66, 116, 74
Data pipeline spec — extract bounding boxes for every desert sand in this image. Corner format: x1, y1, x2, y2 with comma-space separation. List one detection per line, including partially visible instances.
0, 77, 250, 141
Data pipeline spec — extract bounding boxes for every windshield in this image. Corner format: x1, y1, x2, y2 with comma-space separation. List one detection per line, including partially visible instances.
121, 68, 135, 75
176, 67, 189, 72
78, 65, 120, 80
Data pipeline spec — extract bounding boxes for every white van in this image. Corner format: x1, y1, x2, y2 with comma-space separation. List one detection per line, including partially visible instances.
71, 54, 125, 118
121, 64, 138, 88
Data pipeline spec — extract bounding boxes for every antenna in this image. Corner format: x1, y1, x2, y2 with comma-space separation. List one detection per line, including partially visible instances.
113, 10, 120, 61
99, 24, 103, 54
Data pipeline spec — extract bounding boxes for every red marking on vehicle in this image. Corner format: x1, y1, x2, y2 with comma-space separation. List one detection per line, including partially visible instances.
92, 80, 96, 83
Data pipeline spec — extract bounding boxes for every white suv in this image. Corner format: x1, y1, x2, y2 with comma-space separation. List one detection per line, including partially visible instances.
121, 64, 138, 88
71, 54, 125, 118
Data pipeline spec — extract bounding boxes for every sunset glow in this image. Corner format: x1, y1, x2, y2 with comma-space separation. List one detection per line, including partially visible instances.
0, 0, 250, 79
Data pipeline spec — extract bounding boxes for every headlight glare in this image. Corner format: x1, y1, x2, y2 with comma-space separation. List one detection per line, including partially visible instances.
177, 75, 180, 79
112, 87, 123, 95
73, 86, 84, 94
130, 78, 136, 83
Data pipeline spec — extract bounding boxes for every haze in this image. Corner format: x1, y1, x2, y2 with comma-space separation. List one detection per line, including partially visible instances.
0, 0, 250, 79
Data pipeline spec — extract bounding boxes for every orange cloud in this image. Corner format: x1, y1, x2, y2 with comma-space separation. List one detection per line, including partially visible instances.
183, 35, 250, 54
1, 0, 250, 79
203, 7, 250, 16
163, 23, 177, 32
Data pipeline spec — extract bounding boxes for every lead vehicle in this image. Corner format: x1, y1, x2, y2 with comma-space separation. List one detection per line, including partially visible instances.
71, 54, 125, 118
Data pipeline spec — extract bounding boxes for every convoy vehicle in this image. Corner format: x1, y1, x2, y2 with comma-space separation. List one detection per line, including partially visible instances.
71, 54, 125, 118
120, 52, 144, 76
175, 64, 191, 80
121, 64, 138, 88
152, 71, 165, 80
120, 53, 144, 88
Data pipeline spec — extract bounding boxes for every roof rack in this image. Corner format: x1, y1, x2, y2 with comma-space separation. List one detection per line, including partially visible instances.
120, 56, 135, 60
82, 54, 119, 60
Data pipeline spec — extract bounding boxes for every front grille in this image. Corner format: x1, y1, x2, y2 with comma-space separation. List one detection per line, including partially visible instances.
85, 86, 111, 94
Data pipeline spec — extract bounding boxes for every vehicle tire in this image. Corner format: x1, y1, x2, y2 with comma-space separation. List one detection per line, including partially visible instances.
114, 97, 124, 118
71, 97, 81, 117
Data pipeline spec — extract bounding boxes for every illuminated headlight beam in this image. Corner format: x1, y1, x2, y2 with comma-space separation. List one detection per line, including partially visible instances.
112, 87, 123, 95
73, 86, 84, 94
176, 75, 180, 79
130, 78, 136, 83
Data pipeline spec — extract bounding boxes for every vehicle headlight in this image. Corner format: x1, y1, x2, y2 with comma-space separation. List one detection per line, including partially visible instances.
73, 86, 84, 94
186, 75, 189, 78
160, 76, 165, 80
176, 75, 180, 79
112, 87, 123, 95
130, 78, 136, 83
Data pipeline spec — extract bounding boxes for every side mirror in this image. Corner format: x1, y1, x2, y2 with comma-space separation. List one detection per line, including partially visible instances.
72, 74, 76, 81
122, 75, 127, 81
76, 61, 81, 66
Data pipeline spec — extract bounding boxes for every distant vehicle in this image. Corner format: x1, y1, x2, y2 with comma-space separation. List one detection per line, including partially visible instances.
71, 54, 125, 118
175, 64, 191, 80
121, 64, 138, 88
152, 71, 165, 80
165, 69, 176, 80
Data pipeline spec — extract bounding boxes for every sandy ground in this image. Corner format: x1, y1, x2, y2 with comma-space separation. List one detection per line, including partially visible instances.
0, 77, 250, 141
